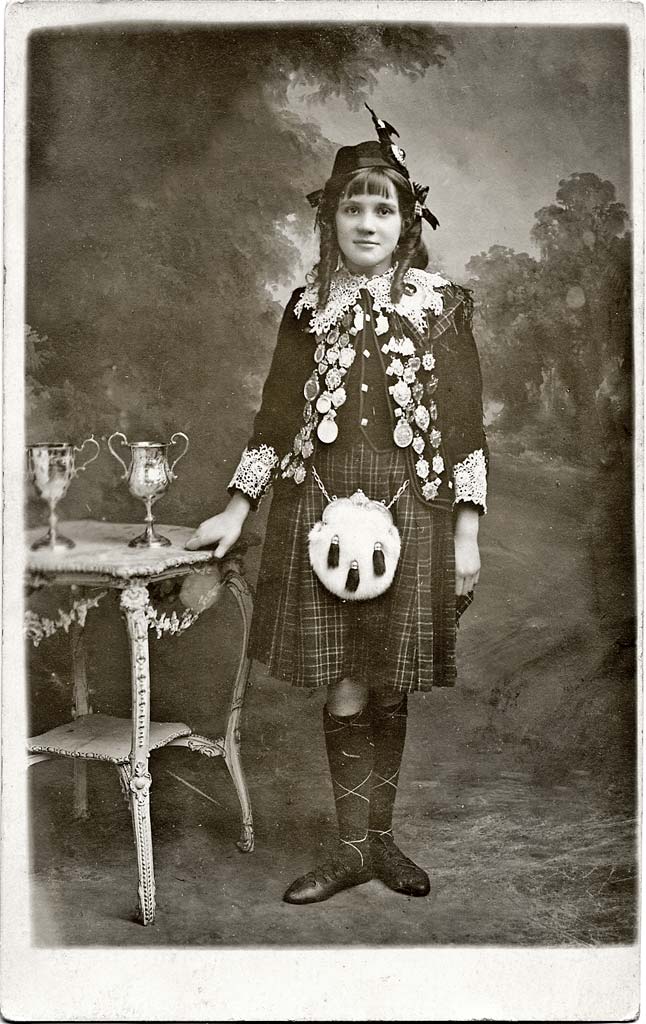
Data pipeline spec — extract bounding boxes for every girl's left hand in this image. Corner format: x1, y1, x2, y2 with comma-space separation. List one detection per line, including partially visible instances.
453, 504, 481, 596
454, 534, 481, 596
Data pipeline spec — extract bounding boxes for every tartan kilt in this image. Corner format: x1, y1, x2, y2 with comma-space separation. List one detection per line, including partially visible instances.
248, 442, 472, 693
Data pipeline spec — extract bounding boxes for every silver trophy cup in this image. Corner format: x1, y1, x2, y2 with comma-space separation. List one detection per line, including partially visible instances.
26, 437, 100, 550
107, 431, 189, 547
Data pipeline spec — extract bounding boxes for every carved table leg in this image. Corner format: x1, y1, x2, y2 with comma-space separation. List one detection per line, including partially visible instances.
223, 572, 255, 853
120, 581, 156, 925
70, 586, 91, 820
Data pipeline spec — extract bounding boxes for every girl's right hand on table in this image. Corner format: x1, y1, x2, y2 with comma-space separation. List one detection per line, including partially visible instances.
185, 495, 251, 557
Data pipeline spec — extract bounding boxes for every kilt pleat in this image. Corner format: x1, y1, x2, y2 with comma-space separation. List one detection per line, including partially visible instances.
248, 442, 466, 692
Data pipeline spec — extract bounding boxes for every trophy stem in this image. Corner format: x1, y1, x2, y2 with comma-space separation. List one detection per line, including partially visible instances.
31, 500, 75, 551
128, 497, 171, 548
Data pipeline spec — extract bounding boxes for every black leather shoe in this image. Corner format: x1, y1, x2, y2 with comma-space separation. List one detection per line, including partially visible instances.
283, 858, 372, 905
370, 834, 430, 897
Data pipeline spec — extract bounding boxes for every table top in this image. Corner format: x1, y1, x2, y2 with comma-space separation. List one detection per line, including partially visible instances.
26, 520, 219, 582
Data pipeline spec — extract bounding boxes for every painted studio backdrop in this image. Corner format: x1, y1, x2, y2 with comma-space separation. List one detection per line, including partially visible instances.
26, 22, 636, 946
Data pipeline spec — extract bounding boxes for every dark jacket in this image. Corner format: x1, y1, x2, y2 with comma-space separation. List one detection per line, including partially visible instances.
229, 269, 488, 513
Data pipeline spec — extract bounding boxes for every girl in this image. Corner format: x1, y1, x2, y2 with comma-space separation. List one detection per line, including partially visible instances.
187, 107, 487, 905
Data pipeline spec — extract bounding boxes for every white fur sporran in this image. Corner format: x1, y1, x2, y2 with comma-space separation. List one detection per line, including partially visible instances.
308, 475, 406, 601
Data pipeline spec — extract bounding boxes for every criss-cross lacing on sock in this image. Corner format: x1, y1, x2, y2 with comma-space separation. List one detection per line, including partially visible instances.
283, 704, 374, 905
368, 694, 430, 897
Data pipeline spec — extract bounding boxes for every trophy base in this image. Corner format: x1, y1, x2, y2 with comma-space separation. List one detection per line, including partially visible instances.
128, 528, 171, 548
31, 531, 75, 551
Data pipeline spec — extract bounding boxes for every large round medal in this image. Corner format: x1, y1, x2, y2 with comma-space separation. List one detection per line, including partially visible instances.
394, 420, 414, 448
317, 415, 339, 444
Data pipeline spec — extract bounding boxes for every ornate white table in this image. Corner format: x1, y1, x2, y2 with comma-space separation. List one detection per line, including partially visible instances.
26, 520, 254, 925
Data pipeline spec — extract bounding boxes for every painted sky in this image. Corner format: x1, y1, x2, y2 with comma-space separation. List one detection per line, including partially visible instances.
287, 24, 631, 280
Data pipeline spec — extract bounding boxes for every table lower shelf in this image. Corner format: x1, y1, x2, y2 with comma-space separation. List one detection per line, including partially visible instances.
28, 714, 192, 764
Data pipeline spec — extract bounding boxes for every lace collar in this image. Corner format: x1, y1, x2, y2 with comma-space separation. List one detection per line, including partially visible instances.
294, 265, 450, 337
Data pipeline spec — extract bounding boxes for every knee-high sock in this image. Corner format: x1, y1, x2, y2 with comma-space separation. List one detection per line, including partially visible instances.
323, 704, 373, 868
368, 694, 408, 838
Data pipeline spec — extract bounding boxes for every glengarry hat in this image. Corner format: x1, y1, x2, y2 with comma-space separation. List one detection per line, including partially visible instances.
306, 103, 439, 230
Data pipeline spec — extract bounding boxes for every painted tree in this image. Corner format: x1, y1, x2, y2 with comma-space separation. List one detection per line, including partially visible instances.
467, 173, 631, 459
26, 25, 453, 522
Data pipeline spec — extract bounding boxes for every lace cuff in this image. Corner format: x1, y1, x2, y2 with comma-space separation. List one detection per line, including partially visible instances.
228, 444, 279, 505
453, 448, 487, 513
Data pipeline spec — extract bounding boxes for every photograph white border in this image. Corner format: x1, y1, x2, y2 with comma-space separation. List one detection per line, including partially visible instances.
2, 1, 643, 1020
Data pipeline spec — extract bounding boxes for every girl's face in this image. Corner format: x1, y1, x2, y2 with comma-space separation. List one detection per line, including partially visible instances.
335, 181, 402, 277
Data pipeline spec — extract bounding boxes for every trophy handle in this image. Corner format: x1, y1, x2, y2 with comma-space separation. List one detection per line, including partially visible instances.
169, 431, 189, 478
73, 434, 100, 474
107, 431, 130, 480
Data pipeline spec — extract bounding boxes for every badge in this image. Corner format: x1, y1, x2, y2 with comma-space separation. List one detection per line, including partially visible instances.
317, 415, 339, 444
294, 465, 307, 485
422, 352, 435, 371
432, 455, 445, 474
331, 387, 347, 408
412, 435, 425, 454
403, 366, 416, 384
375, 313, 389, 335
394, 420, 414, 448
314, 343, 326, 364
409, 356, 421, 372
429, 428, 442, 448
304, 376, 319, 401
318, 361, 328, 376
316, 393, 332, 414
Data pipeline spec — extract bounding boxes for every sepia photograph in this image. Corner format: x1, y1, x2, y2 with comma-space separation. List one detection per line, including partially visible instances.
2, 0, 642, 1019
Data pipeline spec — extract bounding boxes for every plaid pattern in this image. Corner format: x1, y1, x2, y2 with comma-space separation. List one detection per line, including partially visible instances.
249, 442, 471, 693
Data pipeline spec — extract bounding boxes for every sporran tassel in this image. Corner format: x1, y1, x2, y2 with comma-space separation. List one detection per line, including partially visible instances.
373, 543, 386, 577
327, 535, 340, 569
345, 561, 360, 593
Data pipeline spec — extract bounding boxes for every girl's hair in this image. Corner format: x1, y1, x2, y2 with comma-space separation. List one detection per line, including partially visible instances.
311, 166, 429, 309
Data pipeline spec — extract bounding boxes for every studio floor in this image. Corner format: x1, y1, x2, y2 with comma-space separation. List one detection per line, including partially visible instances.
28, 452, 637, 947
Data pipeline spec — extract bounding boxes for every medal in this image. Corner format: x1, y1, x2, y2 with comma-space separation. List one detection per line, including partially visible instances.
392, 381, 412, 407
327, 345, 340, 364
304, 376, 319, 401
414, 405, 430, 431
294, 465, 307, 485
314, 343, 326, 364
331, 386, 347, 408
302, 440, 314, 459
304, 401, 313, 422
325, 368, 342, 391
327, 325, 340, 346
339, 346, 355, 369
317, 415, 339, 444
412, 435, 425, 454
318, 360, 328, 376
394, 420, 414, 448
316, 393, 332, 414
